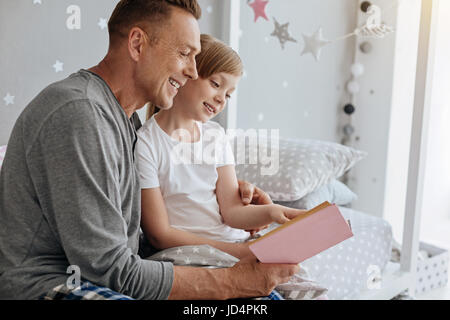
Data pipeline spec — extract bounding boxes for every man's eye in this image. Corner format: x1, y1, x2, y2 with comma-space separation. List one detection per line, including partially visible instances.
180, 51, 189, 57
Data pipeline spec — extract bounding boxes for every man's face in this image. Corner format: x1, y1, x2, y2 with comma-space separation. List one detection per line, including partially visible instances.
137, 7, 201, 110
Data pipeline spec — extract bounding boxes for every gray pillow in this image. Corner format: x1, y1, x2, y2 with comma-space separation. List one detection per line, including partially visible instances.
275, 179, 357, 210
233, 137, 367, 201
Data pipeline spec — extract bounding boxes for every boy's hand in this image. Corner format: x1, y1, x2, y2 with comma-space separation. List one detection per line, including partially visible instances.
245, 225, 269, 237
267, 204, 307, 224
237, 180, 273, 205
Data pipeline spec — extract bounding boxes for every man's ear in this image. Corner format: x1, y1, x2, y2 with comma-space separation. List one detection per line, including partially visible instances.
128, 27, 147, 62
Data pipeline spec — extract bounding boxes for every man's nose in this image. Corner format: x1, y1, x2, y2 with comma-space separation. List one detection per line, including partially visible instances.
184, 57, 198, 81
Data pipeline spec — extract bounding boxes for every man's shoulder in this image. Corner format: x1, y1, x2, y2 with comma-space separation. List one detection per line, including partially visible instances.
42, 70, 92, 101
21, 71, 119, 130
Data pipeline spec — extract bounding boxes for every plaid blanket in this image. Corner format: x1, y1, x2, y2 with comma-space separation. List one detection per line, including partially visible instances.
40, 281, 283, 300
40, 281, 134, 300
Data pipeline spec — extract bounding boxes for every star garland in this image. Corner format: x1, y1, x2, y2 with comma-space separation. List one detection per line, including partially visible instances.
247, 0, 269, 22
247, 0, 394, 62
270, 17, 297, 50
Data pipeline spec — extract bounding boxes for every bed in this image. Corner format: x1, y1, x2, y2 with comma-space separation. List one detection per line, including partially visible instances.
145, 204, 395, 300
227, 132, 411, 300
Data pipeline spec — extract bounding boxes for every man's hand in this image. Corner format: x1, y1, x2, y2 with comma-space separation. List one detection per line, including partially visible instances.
226, 256, 300, 298
168, 255, 299, 300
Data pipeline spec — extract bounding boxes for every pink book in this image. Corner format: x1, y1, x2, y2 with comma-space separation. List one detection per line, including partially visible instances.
249, 201, 353, 264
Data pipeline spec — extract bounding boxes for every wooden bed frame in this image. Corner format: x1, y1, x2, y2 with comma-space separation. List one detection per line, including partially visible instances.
222, 0, 438, 300
358, 0, 438, 299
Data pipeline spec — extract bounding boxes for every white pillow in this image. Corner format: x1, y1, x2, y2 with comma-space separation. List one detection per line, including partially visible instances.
0, 145, 6, 170
275, 179, 358, 210
233, 137, 367, 201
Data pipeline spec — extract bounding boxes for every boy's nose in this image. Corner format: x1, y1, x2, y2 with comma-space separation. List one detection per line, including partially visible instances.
214, 94, 225, 105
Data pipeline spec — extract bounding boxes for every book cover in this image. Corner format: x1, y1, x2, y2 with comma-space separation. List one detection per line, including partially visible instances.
249, 201, 354, 264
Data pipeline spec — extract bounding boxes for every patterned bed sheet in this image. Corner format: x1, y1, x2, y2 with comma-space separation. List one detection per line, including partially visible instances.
144, 206, 393, 300
298, 206, 393, 300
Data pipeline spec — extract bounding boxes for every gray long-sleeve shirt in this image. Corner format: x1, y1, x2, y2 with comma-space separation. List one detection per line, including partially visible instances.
0, 69, 173, 300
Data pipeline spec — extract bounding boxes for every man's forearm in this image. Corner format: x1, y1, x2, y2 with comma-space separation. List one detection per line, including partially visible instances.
168, 266, 235, 300
168, 257, 300, 300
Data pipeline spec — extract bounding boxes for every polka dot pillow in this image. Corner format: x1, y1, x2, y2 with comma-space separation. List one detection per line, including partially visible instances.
233, 137, 367, 202
275, 179, 358, 210
0, 145, 6, 170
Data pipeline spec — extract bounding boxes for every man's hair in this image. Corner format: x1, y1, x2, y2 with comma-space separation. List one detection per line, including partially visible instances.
108, 0, 201, 47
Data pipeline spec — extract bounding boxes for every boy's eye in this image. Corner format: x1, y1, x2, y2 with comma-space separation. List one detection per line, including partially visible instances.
211, 80, 220, 88
226, 94, 231, 100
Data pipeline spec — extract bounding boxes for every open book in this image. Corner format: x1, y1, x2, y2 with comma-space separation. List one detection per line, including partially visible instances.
249, 201, 353, 264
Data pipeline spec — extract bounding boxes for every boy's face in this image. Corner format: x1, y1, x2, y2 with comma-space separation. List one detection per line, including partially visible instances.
175, 72, 241, 123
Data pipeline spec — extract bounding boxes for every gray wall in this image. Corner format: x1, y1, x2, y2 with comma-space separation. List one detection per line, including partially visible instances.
0, 1, 403, 220
0, 0, 223, 145
236, 0, 358, 142
0, 0, 115, 145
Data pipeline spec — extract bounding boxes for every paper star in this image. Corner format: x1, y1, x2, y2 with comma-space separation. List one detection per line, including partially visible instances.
206, 5, 213, 14
270, 18, 297, 50
192, 247, 200, 253
176, 248, 183, 255
33, 0, 42, 4
257, 113, 264, 122
53, 60, 64, 73
248, 0, 269, 22
3, 93, 15, 106
98, 18, 107, 30
300, 27, 330, 62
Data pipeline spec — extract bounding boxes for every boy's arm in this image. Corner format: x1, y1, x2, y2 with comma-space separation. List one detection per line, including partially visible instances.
237, 179, 273, 206
216, 166, 306, 230
141, 188, 251, 259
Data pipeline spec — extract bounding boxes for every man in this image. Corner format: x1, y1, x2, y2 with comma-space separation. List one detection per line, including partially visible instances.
0, 0, 298, 300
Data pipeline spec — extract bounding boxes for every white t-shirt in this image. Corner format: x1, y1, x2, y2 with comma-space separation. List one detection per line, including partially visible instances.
136, 115, 249, 242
